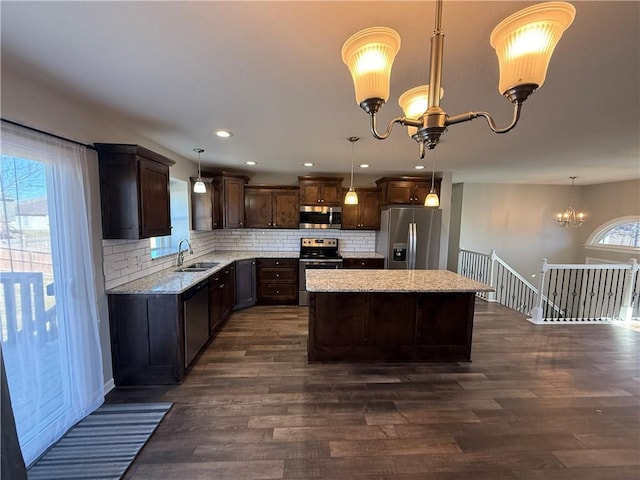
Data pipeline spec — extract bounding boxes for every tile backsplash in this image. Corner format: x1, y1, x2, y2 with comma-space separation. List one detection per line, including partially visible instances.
102, 229, 376, 290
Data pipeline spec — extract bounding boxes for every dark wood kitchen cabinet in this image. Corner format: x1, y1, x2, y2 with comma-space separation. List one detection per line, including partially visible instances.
342, 257, 385, 269
256, 258, 298, 305
376, 176, 441, 206
308, 290, 476, 363
221, 175, 249, 229
108, 293, 188, 385
208, 262, 239, 335
298, 176, 343, 207
191, 177, 221, 230
341, 188, 381, 230
244, 186, 299, 229
95, 143, 175, 239
234, 258, 257, 310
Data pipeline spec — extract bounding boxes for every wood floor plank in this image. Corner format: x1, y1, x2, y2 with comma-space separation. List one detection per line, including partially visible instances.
106, 302, 639, 480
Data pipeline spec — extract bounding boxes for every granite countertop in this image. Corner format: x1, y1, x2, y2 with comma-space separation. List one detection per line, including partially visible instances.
107, 251, 298, 295
340, 252, 384, 259
305, 269, 493, 293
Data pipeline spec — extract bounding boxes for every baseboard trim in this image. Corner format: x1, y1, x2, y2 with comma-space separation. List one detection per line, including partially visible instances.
103, 378, 115, 395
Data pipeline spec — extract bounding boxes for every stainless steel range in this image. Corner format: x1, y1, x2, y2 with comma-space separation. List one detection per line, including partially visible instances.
299, 237, 343, 306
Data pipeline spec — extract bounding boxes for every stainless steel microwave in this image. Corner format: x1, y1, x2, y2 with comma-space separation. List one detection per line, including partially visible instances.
299, 206, 342, 229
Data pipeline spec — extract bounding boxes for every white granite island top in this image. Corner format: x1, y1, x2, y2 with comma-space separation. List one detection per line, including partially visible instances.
306, 269, 493, 293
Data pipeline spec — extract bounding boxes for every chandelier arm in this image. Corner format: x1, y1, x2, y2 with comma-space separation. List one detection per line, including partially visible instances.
446, 102, 523, 134
369, 113, 422, 140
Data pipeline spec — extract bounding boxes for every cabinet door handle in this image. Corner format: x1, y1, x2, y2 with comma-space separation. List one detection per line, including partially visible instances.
276, 290, 280, 294
275, 261, 280, 265
276, 274, 280, 278
219, 284, 225, 289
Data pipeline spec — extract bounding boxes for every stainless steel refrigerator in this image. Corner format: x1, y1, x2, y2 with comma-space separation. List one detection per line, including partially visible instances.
376, 207, 442, 269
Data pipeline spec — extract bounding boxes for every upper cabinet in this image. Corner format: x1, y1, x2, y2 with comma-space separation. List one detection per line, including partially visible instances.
221, 175, 249, 229
298, 176, 343, 207
191, 177, 221, 231
376, 176, 442, 206
95, 143, 175, 239
193, 173, 249, 230
341, 188, 381, 230
245, 186, 299, 229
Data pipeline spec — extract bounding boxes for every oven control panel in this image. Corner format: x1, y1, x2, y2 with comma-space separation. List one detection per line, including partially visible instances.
301, 238, 338, 248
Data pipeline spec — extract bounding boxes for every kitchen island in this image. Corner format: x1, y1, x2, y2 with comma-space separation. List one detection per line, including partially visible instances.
305, 270, 493, 363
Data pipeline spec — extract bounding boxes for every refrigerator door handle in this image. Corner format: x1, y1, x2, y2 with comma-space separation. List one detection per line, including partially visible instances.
406, 223, 413, 270
407, 222, 414, 270
411, 222, 417, 269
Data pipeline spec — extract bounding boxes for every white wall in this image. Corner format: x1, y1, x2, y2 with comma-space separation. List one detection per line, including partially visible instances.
453, 180, 640, 279
580, 179, 640, 263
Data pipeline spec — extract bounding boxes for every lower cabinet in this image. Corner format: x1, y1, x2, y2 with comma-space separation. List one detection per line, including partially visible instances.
256, 258, 298, 305
108, 293, 187, 386
234, 258, 257, 310
308, 291, 476, 362
209, 263, 236, 333
343, 257, 385, 269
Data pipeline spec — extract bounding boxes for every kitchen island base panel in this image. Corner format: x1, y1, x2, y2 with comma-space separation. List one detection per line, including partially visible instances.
307, 291, 475, 363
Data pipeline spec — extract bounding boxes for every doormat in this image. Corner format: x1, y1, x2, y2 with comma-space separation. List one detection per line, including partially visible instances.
27, 402, 172, 480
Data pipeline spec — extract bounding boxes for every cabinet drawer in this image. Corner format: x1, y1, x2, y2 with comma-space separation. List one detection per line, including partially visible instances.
256, 258, 298, 269
257, 267, 297, 283
343, 258, 385, 269
258, 283, 298, 302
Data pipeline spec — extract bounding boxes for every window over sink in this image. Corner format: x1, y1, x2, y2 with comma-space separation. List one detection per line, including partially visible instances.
150, 177, 189, 259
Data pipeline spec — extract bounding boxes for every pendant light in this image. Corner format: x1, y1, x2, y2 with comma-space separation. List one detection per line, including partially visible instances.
193, 148, 206, 193
344, 136, 359, 205
424, 152, 439, 207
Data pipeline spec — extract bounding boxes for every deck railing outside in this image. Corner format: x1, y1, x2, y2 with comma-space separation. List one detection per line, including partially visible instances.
458, 249, 639, 324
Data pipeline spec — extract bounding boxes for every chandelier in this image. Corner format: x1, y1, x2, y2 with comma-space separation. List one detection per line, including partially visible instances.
557, 176, 584, 227
341, 1, 576, 158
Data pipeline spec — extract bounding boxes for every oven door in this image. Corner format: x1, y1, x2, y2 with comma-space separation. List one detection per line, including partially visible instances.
298, 260, 342, 306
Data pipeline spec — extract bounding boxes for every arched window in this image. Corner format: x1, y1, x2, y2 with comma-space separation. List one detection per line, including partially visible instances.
586, 216, 640, 252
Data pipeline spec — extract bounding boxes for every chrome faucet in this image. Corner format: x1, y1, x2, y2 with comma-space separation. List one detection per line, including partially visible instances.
176, 238, 193, 267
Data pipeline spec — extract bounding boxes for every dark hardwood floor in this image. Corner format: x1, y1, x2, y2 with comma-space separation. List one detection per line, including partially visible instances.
107, 301, 640, 480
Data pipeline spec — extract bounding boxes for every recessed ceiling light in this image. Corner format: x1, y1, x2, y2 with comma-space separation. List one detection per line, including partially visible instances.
303, 162, 314, 167
245, 161, 257, 166
359, 164, 370, 168
215, 130, 233, 138
414, 165, 425, 170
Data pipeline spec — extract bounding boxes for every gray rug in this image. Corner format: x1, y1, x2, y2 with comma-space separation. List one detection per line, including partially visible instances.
27, 402, 172, 480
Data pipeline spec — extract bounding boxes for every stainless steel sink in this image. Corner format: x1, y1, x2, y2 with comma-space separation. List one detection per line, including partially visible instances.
189, 262, 220, 269
175, 262, 219, 272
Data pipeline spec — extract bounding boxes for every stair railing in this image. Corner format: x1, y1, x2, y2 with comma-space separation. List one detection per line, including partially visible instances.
530, 258, 639, 324
458, 249, 638, 323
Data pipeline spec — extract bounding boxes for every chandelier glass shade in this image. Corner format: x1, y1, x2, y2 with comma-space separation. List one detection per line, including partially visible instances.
341, 1, 575, 157
398, 85, 444, 138
193, 148, 206, 194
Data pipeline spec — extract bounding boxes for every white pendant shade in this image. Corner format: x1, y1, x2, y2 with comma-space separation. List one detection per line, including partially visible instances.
341, 27, 401, 106
344, 187, 359, 205
398, 85, 444, 137
490, 2, 575, 95
424, 190, 439, 207
193, 179, 206, 193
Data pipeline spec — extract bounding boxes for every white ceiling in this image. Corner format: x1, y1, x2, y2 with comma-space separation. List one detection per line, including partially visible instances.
1, 1, 639, 185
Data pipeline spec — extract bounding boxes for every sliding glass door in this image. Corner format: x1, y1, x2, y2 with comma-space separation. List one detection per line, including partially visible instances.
0, 122, 104, 466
